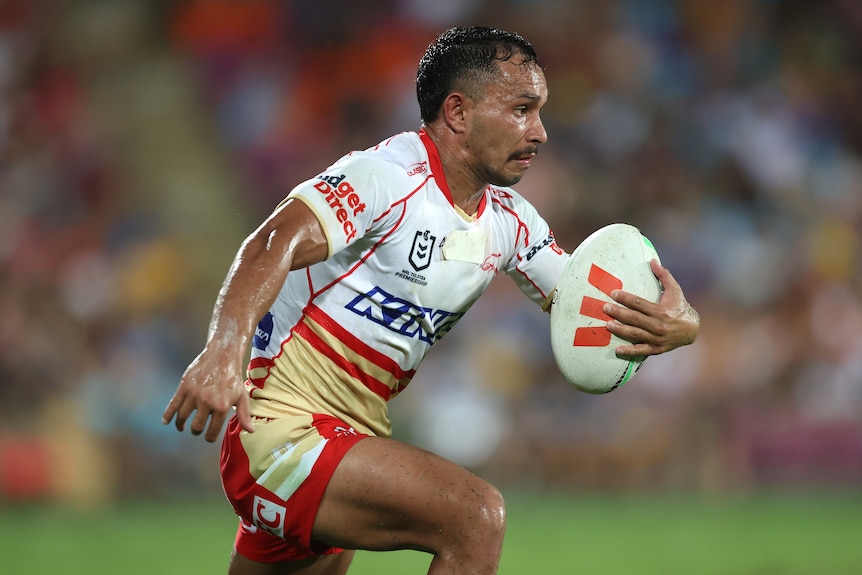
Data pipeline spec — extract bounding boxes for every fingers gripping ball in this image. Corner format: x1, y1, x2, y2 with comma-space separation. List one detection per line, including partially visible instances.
550, 224, 662, 394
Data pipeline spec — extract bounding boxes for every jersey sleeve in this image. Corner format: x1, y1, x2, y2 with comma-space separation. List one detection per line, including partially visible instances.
502, 198, 570, 309
285, 153, 388, 258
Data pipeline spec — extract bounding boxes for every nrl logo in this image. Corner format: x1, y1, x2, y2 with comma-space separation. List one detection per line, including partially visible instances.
409, 230, 436, 271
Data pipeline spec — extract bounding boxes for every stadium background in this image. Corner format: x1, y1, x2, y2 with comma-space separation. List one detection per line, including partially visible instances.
1, 0, 861, 573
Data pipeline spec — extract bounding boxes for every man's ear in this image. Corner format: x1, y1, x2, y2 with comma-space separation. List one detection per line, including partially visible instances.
441, 92, 469, 134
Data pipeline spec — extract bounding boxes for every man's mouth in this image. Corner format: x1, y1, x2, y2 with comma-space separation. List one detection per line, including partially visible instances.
511, 149, 537, 167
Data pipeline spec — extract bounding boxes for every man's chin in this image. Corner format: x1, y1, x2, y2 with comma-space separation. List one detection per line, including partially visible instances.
492, 173, 524, 187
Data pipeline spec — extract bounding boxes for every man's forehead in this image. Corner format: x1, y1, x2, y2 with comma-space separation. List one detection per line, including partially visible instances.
494, 58, 547, 97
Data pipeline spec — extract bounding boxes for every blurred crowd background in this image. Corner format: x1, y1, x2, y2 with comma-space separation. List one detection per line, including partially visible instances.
1, 0, 861, 507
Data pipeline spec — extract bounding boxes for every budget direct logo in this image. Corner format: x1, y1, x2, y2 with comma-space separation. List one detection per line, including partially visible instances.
313, 173, 367, 242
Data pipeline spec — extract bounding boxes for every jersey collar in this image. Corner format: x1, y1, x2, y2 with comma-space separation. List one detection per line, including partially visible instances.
418, 128, 487, 218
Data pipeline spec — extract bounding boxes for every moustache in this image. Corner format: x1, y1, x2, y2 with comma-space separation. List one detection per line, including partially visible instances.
509, 147, 539, 161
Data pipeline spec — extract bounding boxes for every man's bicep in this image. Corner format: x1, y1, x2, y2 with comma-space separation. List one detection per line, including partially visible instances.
265, 197, 330, 269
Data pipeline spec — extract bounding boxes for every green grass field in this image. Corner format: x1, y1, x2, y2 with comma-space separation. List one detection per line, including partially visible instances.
2, 490, 861, 574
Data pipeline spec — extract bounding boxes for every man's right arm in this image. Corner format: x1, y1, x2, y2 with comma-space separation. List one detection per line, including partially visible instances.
161, 198, 328, 442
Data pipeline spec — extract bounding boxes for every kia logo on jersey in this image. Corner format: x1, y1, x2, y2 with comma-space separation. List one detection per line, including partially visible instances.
344, 285, 464, 345
409, 230, 436, 271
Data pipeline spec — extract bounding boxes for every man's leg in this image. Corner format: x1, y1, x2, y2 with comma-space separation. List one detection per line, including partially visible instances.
312, 436, 507, 574
228, 548, 355, 575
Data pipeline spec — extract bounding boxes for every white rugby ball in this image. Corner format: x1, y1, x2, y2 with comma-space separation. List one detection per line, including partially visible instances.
550, 223, 662, 394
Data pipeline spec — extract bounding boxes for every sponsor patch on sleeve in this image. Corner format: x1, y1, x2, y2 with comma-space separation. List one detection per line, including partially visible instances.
312, 173, 367, 242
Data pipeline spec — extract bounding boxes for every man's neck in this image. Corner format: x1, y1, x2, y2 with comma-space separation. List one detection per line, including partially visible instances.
422, 124, 486, 215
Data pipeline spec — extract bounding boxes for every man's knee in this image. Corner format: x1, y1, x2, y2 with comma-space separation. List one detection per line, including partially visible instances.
453, 479, 507, 542
479, 482, 507, 535
430, 479, 506, 571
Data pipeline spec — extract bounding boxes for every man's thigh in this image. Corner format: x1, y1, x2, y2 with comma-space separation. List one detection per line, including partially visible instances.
311, 436, 503, 553
222, 414, 368, 562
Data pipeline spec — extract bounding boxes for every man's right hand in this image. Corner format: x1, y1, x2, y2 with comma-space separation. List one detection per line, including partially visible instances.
162, 348, 255, 442
161, 199, 328, 443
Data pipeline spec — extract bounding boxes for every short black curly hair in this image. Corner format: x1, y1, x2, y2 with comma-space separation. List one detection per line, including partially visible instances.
416, 26, 540, 124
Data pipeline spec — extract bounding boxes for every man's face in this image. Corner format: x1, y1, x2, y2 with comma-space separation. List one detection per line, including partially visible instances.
465, 57, 549, 188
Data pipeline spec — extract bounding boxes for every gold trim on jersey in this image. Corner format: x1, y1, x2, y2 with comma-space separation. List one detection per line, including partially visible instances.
246, 306, 415, 438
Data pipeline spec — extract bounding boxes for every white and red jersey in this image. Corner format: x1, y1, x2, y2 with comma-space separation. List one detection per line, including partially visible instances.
246, 129, 568, 437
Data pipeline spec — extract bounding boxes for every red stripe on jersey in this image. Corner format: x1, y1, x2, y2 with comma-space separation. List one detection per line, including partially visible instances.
492, 196, 532, 249
491, 196, 550, 299
419, 129, 487, 217
366, 133, 400, 152
293, 319, 396, 401
305, 304, 415, 382
247, 356, 276, 391
311, 204, 407, 297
